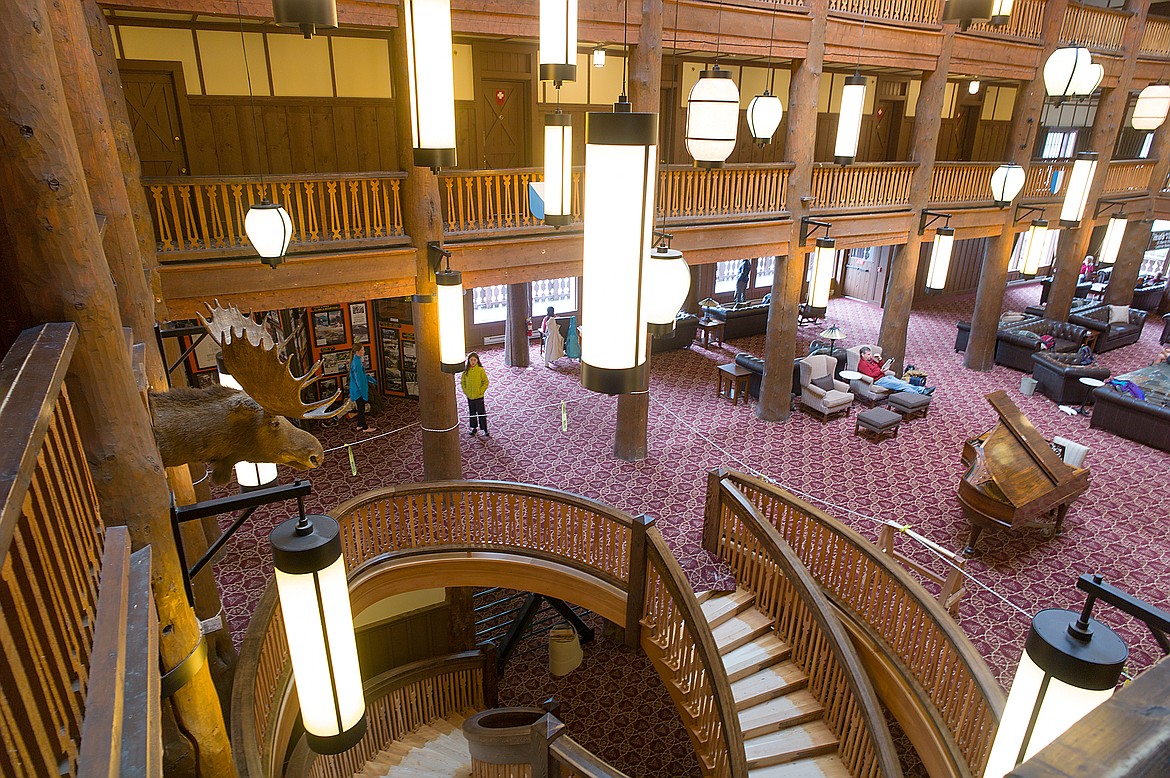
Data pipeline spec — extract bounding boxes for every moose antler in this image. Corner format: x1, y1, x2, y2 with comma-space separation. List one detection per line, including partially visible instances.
200, 301, 346, 420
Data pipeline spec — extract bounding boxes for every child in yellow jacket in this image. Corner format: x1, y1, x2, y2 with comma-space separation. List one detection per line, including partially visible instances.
460, 352, 490, 437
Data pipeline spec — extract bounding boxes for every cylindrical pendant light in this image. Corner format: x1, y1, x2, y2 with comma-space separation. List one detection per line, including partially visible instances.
539, 0, 578, 83
245, 201, 293, 268
834, 75, 867, 166
1132, 84, 1170, 131
983, 608, 1126, 778
746, 92, 784, 145
436, 268, 466, 373
807, 237, 835, 309
543, 112, 573, 226
592, 46, 606, 68
1045, 47, 1102, 99
942, 0, 994, 26
990, 164, 1026, 207
1020, 219, 1050, 276
403, 0, 457, 169
686, 67, 740, 168
1097, 213, 1127, 265
990, 0, 1013, 24
217, 357, 279, 489
1060, 152, 1098, 227
581, 109, 658, 395
644, 245, 691, 335
926, 226, 955, 292
272, 0, 337, 38
270, 513, 366, 755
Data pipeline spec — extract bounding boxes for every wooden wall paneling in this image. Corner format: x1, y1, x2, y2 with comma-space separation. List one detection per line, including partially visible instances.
455, 102, 480, 170
355, 104, 381, 170
262, 107, 293, 173
374, 103, 398, 169
286, 104, 314, 174
354, 604, 450, 681
310, 106, 339, 172
815, 113, 838, 162
236, 103, 265, 174
185, 102, 219, 175
212, 104, 246, 174
333, 104, 360, 170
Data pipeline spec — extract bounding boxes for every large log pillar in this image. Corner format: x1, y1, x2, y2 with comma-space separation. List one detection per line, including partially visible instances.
1105, 113, 1170, 307
0, 2, 234, 775
877, 29, 953, 373
1046, 4, 1148, 321
390, 15, 462, 480
615, 0, 663, 462
966, 0, 1069, 370
504, 282, 531, 367
758, 0, 828, 421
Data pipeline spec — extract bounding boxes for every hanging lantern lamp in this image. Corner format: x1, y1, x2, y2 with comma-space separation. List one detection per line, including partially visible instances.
1132, 84, 1170, 131
990, 0, 1014, 24
539, 0, 578, 83
686, 67, 740, 168
403, 0, 457, 169
592, 46, 606, 68
644, 242, 692, 335
1044, 48, 1102, 99
245, 201, 294, 268
747, 92, 784, 145
1020, 219, 1050, 277
270, 513, 366, 755
926, 226, 955, 292
1097, 213, 1127, 265
543, 112, 573, 226
990, 164, 1026, 207
272, 0, 338, 38
1060, 151, 1098, 228
834, 75, 867, 165
968, 79, 981, 95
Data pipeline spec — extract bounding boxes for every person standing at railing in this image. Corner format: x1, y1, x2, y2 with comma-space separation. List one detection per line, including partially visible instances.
734, 259, 751, 305
461, 353, 490, 437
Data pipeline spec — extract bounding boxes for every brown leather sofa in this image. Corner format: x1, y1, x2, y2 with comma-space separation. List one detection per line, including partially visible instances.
734, 352, 802, 400
1091, 367, 1170, 452
995, 319, 1089, 372
1030, 352, 1110, 404
702, 301, 769, 339
1161, 313, 1170, 345
955, 314, 1040, 352
1068, 304, 1148, 353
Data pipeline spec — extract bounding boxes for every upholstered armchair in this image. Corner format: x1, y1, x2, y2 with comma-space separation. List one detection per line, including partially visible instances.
799, 354, 854, 420
844, 345, 891, 406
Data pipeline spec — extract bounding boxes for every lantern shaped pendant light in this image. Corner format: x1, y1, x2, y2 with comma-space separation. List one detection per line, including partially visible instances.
403, 0, 457, 169
436, 267, 466, 373
835, 75, 867, 165
1060, 151, 1098, 227
807, 238, 836, 309
246, 201, 293, 268
990, 0, 1013, 24
270, 513, 366, 755
925, 226, 955, 292
747, 92, 784, 145
1044, 48, 1102, 99
1020, 219, 1050, 276
990, 164, 1026, 207
1132, 84, 1170, 131
544, 111, 573, 226
686, 67, 740, 168
272, 0, 337, 38
644, 244, 692, 335
581, 108, 658, 395
1097, 213, 1127, 265
539, 0, 578, 83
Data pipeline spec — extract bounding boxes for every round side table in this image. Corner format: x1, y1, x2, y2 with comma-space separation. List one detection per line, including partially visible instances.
1077, 376, 1106, 415
839, 370, 864, 382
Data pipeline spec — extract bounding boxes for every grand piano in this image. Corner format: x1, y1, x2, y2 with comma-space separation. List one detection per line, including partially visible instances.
958, 391, 1090, 555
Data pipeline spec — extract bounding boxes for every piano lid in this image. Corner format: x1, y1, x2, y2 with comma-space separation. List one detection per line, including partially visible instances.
981, 390, 1078, 507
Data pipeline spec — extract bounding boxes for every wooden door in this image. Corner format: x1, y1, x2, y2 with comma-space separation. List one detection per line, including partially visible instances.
480, 80, 530, 169
842, 247, 880, 302
872, 101, 902, 162
119, 61, 191, 176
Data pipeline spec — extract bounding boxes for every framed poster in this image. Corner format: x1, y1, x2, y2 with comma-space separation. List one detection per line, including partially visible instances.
318, 377, 339, 401
350, 302, 369, 343
184, 330, 220, 374
321, 350, 350, 376
312, 308, 346, 346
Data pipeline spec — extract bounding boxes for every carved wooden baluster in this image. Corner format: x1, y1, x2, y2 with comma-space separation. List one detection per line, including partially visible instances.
149, 185, 173, 251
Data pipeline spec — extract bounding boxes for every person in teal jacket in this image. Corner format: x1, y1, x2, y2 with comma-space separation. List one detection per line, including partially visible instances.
460, 352, 490, 437
349, 345, 376, 433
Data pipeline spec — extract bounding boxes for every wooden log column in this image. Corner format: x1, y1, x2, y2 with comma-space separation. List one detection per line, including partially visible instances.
0, 1, 234, 775
966, 0, 1070, 371
759, 0, 828, 421
1105, 113, 1170, 307
615, 0, 663, 462
1046, 4, 1149, 321
504, 282, 531, 367
390, 14, 462, 480
877, 29, 953, 373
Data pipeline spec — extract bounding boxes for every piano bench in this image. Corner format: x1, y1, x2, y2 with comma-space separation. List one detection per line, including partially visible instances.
889, 391, 932, 420
855, 407, 901, 441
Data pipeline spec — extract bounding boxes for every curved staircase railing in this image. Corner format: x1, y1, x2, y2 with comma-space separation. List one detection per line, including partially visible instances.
706, 469, 1005, 778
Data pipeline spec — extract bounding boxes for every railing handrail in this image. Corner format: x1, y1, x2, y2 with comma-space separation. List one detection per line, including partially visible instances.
714, 481, 902, 778
142, 171, 407, 186
812, 160, 919, 170
548, 733, 634, 778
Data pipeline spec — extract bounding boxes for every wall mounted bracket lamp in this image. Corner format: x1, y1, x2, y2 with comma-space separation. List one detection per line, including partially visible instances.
799, 216, 833, 246
918, 210, 951, 235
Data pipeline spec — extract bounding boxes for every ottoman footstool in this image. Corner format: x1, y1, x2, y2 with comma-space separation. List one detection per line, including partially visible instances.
888, 391, 932, 420
855, 407, 901, 441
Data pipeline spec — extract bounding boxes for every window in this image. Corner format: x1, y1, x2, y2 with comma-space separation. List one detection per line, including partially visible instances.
472, 284, 507, 324
754, 256, 776, 287
530, 277, 577, 317
714, 260, 740, 293
1139, 132, 1154, 159
1041, 130, 1077, 159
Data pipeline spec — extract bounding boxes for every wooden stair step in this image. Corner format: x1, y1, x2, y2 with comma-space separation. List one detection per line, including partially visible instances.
712, 609, 773, 654
748, 754, 851, 778
738, 689, 825, 739
700, 588, 756, 629
744, 721, 840, 770
721, 633, 792, 682
730, 660, 808, 709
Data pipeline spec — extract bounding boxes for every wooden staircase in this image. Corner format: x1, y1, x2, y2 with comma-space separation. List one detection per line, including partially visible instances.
355, 711, 473, 778
699, 589, 850, 778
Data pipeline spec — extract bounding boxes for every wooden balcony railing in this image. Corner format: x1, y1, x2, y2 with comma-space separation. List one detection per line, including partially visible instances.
1140, 17, 1170, 57
658, 163, 791, 223
439, 167, 581, 234
811, 162, 916, 211
929, 162, 1001, 204
966, 0, 1045, 39
145, 173, 406, 259
1103, 159, 1157, 195
709, 470, 1004, 778
1060, 3, 1128, 51
1023, 161, 1071, 199
828, 0, 940, 26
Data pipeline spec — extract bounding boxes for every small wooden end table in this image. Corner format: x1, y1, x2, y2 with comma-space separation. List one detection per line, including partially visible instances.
695, 319, 724, 349
716, 363, 753, 404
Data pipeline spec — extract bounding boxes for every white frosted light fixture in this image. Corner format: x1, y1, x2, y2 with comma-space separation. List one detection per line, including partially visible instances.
539, 0, 578, 83
991, 164, 1026, 207
403, 0, 457, 169
272, 0, 337, 38
807, 238, 835, 309
245, 201, 293, 268
926, 226, 956, 292
1044, 47, 1102, 99
270, 513, 366, 755
544, 112, 573, 226
968, 79, 981, 95
435, 266, 466, 373
834, 74, 867, 165
1060, 152, 1098, 227
686, 67, 740, 168
983, 608, 1126, 778
581, 109, 658, 395
644, 244, 692, 335
1020, 219, 1050, 276
990, 0, 1013, 24
1132, 84, 1170, 131
217, 359, 279, 488
747, 92, 784, 145
592, 46, 605, 68
1097, 213, 1127, 265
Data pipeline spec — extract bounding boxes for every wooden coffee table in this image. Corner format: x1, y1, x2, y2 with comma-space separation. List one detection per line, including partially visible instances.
695, 319, 725, 349
716, 363, 752, 404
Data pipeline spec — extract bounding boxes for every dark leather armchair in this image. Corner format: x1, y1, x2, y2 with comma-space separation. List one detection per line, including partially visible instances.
1030, 352, 1110, 404
995, 319, 1089, 372
1161, 313, 1170, 346
1068, 305, 1147, 353
650, 313, 699, 353
1132, 281, 1168, 312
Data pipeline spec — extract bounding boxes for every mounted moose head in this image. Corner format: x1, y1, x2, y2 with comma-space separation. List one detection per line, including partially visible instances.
151, 302, 347, 483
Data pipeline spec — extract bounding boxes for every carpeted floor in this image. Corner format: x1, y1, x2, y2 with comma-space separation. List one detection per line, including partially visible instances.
211, 282, 1170, 775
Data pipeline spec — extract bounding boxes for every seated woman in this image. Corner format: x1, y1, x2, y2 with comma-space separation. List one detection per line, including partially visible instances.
857, 346, 935, 396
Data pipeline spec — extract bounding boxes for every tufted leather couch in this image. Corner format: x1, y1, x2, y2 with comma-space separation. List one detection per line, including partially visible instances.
1030, 352, 1110, 404
1132, 281, 1168, 312
955, 315, 1040, 352
734, 352, 802, 400
702, 301, 770, 339
650, 313, 700, 353
1067, 305, 1147, 353
1091, 366, 1170, 452
995, 319, 1089, 372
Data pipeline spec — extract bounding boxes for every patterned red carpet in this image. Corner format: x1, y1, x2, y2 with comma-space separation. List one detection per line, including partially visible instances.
211, 282, 1170, 774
